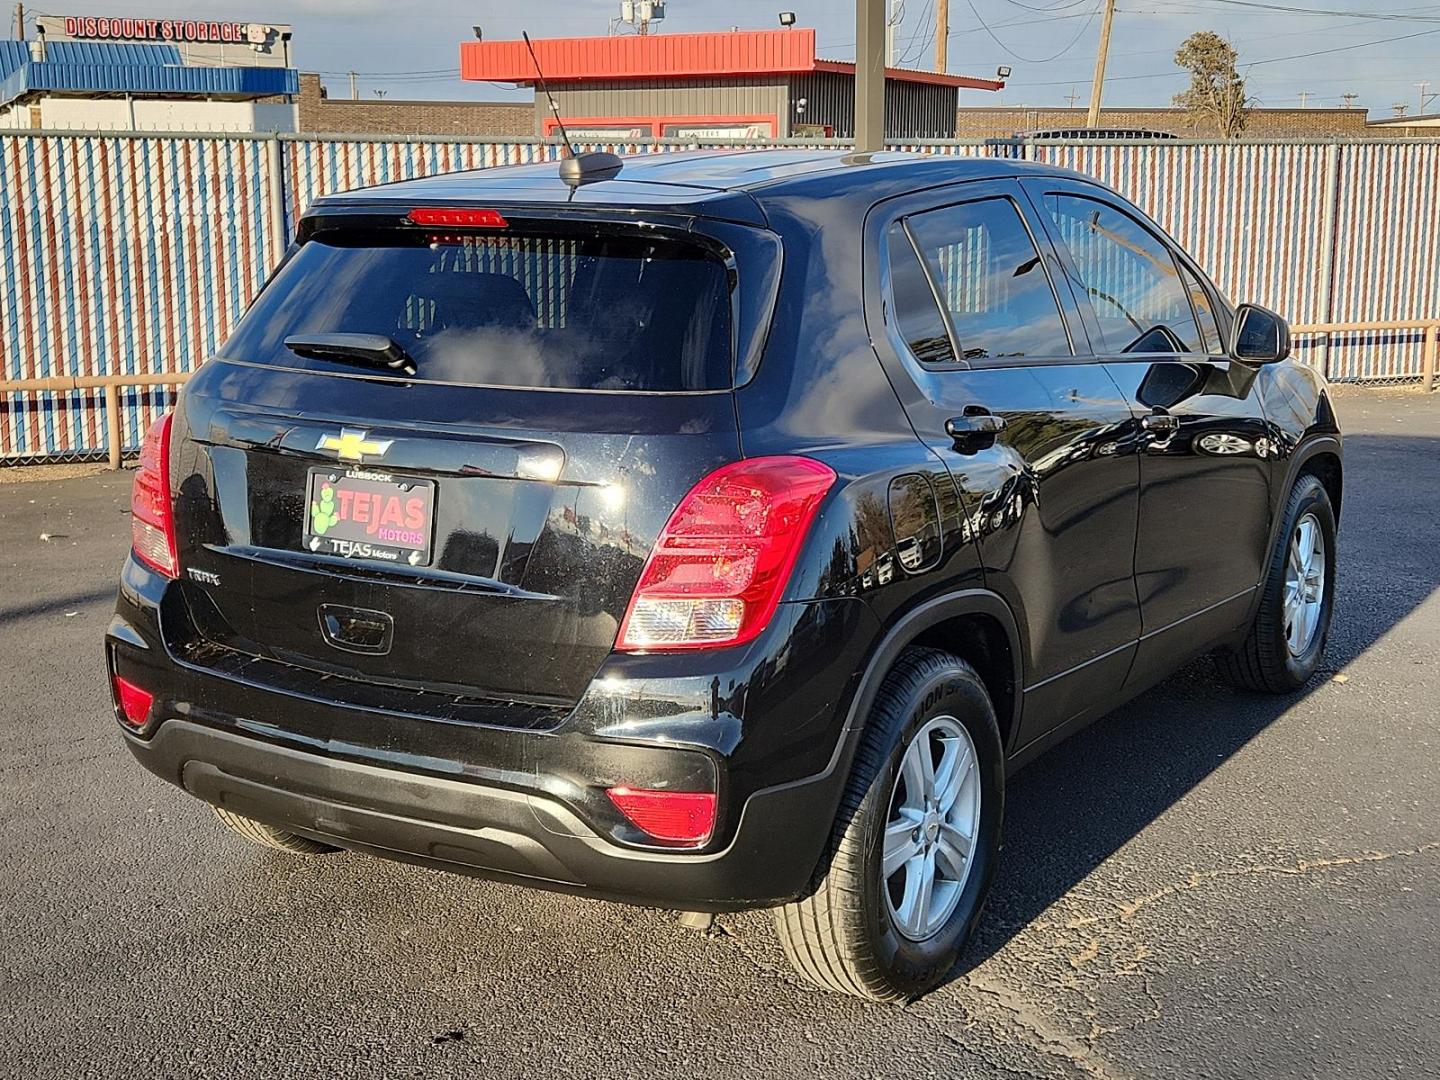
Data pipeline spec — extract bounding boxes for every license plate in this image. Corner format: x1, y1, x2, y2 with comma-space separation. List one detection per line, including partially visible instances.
303, 467, 435, 567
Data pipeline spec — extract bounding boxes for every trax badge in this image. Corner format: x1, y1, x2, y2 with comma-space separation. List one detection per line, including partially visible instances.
316, 428, 394, 463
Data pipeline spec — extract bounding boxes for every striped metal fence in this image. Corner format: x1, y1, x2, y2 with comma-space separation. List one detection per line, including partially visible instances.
1, 131, 1437, 462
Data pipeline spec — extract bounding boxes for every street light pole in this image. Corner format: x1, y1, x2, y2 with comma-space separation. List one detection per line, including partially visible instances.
856, 0, 886, 152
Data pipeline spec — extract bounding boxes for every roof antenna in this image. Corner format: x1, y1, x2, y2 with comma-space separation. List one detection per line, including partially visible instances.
522, 30, 623, 188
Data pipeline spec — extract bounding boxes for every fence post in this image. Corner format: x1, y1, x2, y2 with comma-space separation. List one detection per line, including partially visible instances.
264, 135, 288, 269
1425, 324, 1438, 393
1313, 141, 1342, 380
105, 382, 122, 470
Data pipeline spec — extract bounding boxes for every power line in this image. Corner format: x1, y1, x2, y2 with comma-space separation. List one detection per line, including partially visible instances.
998, 0, 1096, 11
308, 67, 455, 78
1248, 24, 1440, 64
897, 0, 938, 65
1018, 21, 1440, 85
818, 4, 1099, 52
1152, 0, 1440, 21
960, 0, 1104, 63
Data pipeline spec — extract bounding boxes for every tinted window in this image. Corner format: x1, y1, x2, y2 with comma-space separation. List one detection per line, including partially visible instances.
1042, 194, 1202, 354
905, 198, 1071, 362
220, 230, 733, 391
1179, 263, 1225, 354
886, 222, 956, 364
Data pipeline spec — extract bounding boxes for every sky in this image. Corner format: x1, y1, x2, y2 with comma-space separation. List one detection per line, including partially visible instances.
36, 1, 1440, 117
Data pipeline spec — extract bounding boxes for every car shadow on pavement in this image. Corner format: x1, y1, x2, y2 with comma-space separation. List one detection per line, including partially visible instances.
0, 585, 117, 624
955, 431, 1440, 974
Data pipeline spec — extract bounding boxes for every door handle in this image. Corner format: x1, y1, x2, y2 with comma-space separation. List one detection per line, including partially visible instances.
1141, 411, 1179, 435
945, 413, 1007, 442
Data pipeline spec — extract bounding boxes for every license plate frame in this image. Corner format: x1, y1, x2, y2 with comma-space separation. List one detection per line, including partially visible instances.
302, 467, 436, 567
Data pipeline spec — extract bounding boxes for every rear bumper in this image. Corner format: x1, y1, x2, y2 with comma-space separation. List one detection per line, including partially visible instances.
120, 718, 840, 911
106, 556, 880, 910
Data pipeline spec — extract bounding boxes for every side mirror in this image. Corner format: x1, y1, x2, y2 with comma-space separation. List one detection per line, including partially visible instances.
1229, 303, 1291, 364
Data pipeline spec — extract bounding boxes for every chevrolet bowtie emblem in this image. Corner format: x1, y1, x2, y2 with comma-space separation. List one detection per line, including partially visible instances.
316, 428, 394, 463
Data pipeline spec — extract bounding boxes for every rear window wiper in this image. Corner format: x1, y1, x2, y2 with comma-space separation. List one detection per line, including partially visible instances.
283, 334, 417, 377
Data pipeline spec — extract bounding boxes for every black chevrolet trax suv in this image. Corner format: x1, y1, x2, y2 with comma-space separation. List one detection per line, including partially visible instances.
107, 151, 1341, 1001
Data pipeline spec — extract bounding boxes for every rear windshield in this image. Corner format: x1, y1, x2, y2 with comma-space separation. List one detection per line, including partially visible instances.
219, 229, 734, 391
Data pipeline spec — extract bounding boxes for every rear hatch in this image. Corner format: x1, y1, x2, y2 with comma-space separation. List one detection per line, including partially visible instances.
168, 196, 778, 728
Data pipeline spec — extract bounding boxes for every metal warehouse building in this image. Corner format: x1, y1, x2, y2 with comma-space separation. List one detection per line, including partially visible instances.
459, 29, 1004, 141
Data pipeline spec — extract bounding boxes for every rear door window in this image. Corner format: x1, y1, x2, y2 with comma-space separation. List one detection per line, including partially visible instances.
220, 229, 734, 391
904, 197, 1072, 363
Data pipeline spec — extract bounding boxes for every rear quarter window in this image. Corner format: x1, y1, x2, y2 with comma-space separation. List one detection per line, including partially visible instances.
219, 229, 734, 392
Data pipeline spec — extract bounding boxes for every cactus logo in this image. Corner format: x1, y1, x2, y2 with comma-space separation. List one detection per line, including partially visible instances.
310, 482, 341, 535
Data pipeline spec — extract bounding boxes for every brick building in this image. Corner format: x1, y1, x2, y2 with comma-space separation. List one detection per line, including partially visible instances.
295, 71, 1440, 142
1364, 112, 1440, 138
297, 74, 531, 137
954, 106, 1379, 140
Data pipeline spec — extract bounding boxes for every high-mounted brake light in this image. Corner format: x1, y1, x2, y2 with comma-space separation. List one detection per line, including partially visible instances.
131, 412, 178, 578
617, 456, 836, 651
112, 674, 154, 730
406, 207, 508, 229
606, 787, 717, 846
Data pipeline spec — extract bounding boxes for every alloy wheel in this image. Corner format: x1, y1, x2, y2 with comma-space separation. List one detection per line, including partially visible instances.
1284, 511, 1326, 657
882, 715, 982, 941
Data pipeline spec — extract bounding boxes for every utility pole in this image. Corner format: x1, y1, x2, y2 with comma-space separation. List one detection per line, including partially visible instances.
1298, 90, 1313, 109
1086, 0, 1116, 128
934, 0, 948, 74
1418, 81, 1435, 114
15, 3, 24, 41
885, 0, 900, 67
1066, 85, 1080, 109
1341, 92, 1358, 110
856, 0, 886, 152
349, 71, 357, 100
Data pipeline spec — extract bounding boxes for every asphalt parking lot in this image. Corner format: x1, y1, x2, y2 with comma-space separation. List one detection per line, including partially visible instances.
1, 385, 1436, 1080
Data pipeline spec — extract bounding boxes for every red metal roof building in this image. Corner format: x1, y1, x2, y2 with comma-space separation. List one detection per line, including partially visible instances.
459, 28, 1004, 140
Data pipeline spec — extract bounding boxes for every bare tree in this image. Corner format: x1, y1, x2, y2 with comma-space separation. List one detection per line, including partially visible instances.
1173, 31, 1252, 138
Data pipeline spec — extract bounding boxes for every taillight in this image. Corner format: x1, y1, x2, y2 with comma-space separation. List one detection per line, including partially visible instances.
617, 456, 836, 651
112, 674, 154, 730
406, 207, 508, 228
606, 787, 717, 846
131, 412, 177, 578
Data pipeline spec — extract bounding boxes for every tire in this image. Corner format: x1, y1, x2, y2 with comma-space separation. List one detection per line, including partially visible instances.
1216, 473, 1337, 693
211, 805, 339, 856
773, 647, 1004, 1002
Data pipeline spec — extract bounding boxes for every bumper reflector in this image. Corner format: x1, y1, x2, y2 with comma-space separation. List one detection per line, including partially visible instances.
606, 786, 717, 846
112, 674, 154, 730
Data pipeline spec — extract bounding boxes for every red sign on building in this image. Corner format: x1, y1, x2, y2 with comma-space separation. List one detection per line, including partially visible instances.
62, 16, 254, 44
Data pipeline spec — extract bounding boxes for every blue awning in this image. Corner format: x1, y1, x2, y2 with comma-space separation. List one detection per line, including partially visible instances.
0, 38, 297, 106
40, 41, 185, 67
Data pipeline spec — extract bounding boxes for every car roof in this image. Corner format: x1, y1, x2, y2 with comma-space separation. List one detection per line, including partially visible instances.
310, 149, 1095, 227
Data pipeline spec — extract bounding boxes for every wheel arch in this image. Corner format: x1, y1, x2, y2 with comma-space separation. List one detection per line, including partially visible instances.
1296, 446, 1343, 523
1243, 434, 1343, 632
844, 592, 1025, 762
1272, 435, 1343, 550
